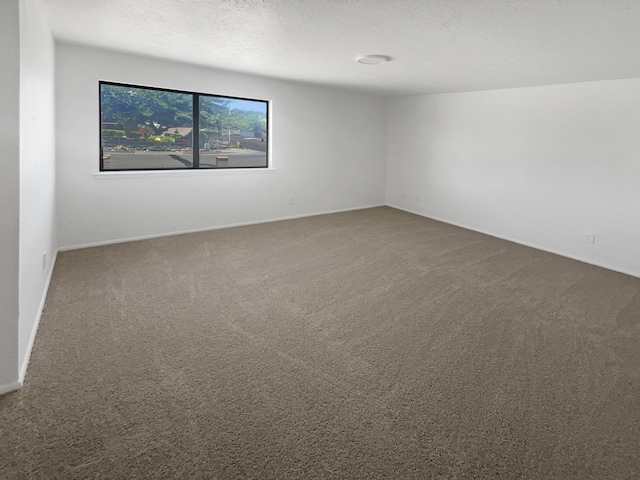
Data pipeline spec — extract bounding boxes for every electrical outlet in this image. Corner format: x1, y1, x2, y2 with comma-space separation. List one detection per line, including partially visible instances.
288, 196, 295, 205
583, 232, 595, 244
42, 251, 47, 270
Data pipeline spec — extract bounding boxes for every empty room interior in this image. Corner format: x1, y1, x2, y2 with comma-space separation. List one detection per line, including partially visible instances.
2, 0, 640, 478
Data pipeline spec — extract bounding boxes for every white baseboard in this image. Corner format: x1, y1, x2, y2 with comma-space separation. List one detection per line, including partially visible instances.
58, 204, 387, 252
0, 250, 57, 396
18, 249, 59, 386
0, 379, 22, 396
388, 204, 640, 280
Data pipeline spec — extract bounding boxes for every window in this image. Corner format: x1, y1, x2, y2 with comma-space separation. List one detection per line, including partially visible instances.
100, 82, 268, 171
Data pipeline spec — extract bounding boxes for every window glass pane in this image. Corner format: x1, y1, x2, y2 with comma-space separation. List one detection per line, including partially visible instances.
100, 84, 193, 170
199, 96, 268, 168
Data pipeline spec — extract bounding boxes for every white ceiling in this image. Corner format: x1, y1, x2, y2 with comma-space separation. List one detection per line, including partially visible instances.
37, 0, 640, 96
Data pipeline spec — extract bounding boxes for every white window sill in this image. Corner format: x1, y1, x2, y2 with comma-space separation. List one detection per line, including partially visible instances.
93, 167, 277, 179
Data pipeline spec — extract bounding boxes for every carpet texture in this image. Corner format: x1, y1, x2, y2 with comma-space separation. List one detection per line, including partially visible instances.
1, 207, 639, 479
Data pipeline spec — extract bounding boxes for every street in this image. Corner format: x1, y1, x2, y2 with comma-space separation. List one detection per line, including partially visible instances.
104, 146, 267, 170
234, 135, 267, 152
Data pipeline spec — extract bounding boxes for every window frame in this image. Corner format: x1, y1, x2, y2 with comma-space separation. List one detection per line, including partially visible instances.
99, 81, 269, 172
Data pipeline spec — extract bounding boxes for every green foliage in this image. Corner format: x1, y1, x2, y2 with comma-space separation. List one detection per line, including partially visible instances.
101, 129, 126, 138
101, 85, 192, 135
198, 129, 220, 145
146, 135, 175, 144
101, 86, 267, 142
166, 131, 183, 139
196, 96, 266, 134
199, 95, 231, 134
229, 109, 266, 133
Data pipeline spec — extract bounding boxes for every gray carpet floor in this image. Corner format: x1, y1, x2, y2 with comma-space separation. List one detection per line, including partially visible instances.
1, 206, 639, 479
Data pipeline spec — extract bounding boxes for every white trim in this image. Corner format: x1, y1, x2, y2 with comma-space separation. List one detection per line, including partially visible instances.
0, 380, 22, 396
58, 204, 386, 251
93, 167, 277, 180
388, 204, 640, 280
17, 249, 59, 386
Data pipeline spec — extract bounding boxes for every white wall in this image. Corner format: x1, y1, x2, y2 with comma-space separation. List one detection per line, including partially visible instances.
56, 44, 387, 249
19, 0, 56, 379
387, 79, 640, 277
0, 0, 21, 393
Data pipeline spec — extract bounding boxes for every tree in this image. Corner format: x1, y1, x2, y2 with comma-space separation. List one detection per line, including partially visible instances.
101, 85, 268, 146
199, 95, 231, 137
101, 85, 192, 136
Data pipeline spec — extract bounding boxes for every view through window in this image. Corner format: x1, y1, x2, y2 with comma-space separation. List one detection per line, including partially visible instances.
100, 82, 268, 171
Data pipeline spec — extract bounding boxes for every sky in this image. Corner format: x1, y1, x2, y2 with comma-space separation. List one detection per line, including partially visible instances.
228, 98, 267, 114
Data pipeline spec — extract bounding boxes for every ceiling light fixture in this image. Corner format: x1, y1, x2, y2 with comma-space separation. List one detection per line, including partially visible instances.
356, 55, 390, 65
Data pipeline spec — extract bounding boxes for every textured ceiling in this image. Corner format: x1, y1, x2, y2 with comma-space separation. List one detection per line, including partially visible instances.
37, 0, 640, 96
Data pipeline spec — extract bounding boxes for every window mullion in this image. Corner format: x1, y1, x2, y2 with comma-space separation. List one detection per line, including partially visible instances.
192, 94, 199, 168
